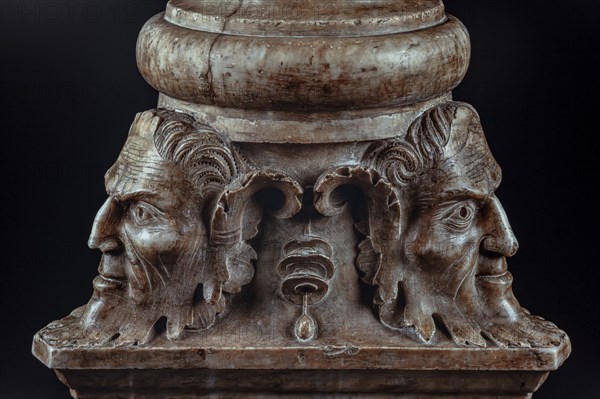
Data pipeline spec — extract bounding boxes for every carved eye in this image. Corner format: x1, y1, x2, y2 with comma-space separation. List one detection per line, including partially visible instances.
128, 202, 162, 227
445, 203, 476, 232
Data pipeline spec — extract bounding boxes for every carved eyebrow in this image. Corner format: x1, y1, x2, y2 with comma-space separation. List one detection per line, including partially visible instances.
109, 190, 159, 203
441, 189, 490, 201
427, 191, 489, 220
412, 192, 436, 210
438, 189, 489, 203
435, 190, 490, 212
414, 189, 488, 211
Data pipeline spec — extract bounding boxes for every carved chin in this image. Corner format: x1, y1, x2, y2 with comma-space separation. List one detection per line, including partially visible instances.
81, 291, 159, 345
82, 252, 204, 344
81, 290, 130, 341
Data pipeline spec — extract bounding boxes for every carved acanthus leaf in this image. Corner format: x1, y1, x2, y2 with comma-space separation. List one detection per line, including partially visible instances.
314, 166, 402, 305
205, 170, 304, 305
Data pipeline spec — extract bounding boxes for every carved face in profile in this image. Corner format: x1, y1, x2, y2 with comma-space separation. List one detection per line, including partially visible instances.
392, 103, 564, 347
74, 109, 298, 345
397, 105, 515, 345
369, 102, 564, 347
81, 112, 207, 343
92, 124, 200, 291
403, 107, 508, 271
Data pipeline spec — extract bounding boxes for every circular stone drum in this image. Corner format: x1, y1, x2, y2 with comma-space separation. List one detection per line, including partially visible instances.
136, 0, 471, 142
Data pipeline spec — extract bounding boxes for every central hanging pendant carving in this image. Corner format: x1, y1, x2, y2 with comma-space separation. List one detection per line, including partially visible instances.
278, 232, 336, 342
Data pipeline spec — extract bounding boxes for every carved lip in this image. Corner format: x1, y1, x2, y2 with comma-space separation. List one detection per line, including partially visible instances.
93, 275, 126, 292
477, 271, 513, 285
97, 255, 126, 280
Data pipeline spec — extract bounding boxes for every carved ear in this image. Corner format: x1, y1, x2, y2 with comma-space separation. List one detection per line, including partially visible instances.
204, 170, 303, 302
314, 166, 402, 308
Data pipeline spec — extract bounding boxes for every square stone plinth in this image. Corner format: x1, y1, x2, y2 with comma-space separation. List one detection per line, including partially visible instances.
33, 326, 569, 399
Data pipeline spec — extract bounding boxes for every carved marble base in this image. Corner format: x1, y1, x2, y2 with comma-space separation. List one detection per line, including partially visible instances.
33, 0, 570, 397
37, 340, 567, 399
34, 299, 569, 398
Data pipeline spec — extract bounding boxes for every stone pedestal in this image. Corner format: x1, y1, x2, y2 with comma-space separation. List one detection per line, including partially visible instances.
33, 1, 570, 398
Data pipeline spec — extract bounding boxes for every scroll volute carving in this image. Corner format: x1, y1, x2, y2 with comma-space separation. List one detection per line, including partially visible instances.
79, 109, 303, 345
317, 102, 566, 348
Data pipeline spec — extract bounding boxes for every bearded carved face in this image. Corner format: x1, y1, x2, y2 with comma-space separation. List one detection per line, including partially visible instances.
81, 113, 206, 344
388, 104, 563, 347
397, 106, 514, 345
403, 107, 507, 295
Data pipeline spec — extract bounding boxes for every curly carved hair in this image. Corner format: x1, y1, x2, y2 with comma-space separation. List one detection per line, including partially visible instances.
365, 101, 482, 187
151, 109, 245, 204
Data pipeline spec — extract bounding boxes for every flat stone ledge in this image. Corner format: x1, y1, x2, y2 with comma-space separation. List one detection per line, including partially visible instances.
34, 330, 570, 371
56, 369, 548, 399
34, 320, 569, 398
158, 94, 453, 143
165, 0, 446, 37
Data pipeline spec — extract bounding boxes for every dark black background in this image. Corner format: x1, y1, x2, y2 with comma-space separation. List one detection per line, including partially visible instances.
1, 1, 598, 398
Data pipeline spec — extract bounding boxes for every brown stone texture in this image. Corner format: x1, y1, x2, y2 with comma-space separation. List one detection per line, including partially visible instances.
33, 1, 570, 398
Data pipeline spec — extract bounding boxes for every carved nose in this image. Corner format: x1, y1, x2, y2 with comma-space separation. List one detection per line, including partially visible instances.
481, 196, 519, 257
88, 197, 122, 253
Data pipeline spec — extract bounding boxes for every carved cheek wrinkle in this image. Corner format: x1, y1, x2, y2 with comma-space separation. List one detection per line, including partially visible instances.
121, 230, 157, 295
